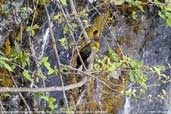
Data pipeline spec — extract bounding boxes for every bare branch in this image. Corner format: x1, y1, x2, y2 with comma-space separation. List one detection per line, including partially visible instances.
56, 1, 87, 70
0, 77, 87, 93
45, 5, 70, 108
68, 0, 90, 42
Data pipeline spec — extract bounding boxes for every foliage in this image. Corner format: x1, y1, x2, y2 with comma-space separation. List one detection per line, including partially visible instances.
131, 11, 137, 20
126, 57, 147, 89
94, 49, 148, 89
127, 0, 144, 12
0, 0, 170, 113
112, 0, 171, 27
11, 42, 30, 68
10, 42, 31, 80
39, 0, 51, 5
58, 38, 68, 49
26, 24, 40, 37
108, 49, 119, 62
0, 55, 13, 72
39, 95, 58, 114
22, 70, 32, 81
20, 7, 33, 20
126, 88, 137, 97
41, 57, 54, 75
94, 48, 166, 91
60, 0, 67, 6
156, 1, 171, 26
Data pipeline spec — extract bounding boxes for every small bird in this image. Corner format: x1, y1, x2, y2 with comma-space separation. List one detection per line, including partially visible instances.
76, 29, 100, 68
72, 12, 109, 68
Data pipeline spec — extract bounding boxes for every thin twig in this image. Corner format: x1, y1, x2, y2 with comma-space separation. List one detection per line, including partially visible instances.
68, 0, 90, 42
61, 64, 119, 93
56, 1, 87, 70
10, 74, 31, 113
44, 5, 69, 109
28, 0, 48, 107
76, 89, 86, 106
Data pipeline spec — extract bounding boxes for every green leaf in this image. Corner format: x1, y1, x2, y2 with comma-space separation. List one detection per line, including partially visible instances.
41, 57, 48, 63
166, 19, 171, 27
32, 24, 39, 29
166, 5, 171, 12
39, 0, 46, 5
126, 88, 136, 97
43, 61, 50, 69
54, 67, 59, 75
26, 24, 39, 37
52, 15, 60, 21
164, 10, 171, 18
108, 64, 117, 72
20, 7, 33, 14
0, 55, 11, 61
64, 26, 69, 34
3, 63, 13, 72
128, 59, 143, 69
22, 70, 32, 81
40, 95, 49, 101
41, 57, 54, 75
132, 11, 137, 20
0, 61, 13, 72
0, 56, 13, 71
129, 70, 135, 82
129, 69, 147, 89
12, 43, 30, 68
22, 53, 30, 67
137, 5, 144, 12
108, 49, 119, 62
153, 66, 165, 76
60, 0, 67, 5
58, 38, 67, 49
139, 81, 147, 89
159, 11, 166, 20
40, 95, 58, 114
48, 68, 54, 75
71, 23, 78, 29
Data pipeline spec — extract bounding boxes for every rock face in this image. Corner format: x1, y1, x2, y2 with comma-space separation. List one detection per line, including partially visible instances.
29, 3, 171, 114
128, 18, 171, 114
1, 1, 171, 113
114, 12, 171, 114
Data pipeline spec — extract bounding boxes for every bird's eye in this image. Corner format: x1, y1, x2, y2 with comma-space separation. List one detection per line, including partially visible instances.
93, 30, 99, 35
93, 30, 99, 41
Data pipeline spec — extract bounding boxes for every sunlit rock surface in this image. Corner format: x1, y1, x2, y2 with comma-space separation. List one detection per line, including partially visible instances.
116, 15, 171, 114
